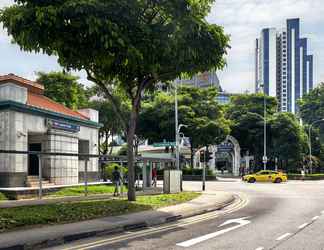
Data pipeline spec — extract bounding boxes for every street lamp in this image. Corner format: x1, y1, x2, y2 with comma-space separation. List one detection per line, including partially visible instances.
174, 79, 188, 170
260, 84, 267, 170
308, 119, 324, 173
176, 124, 188, 170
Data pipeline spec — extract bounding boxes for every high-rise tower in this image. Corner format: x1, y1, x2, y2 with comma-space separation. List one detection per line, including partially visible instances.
255, 18, 314, 113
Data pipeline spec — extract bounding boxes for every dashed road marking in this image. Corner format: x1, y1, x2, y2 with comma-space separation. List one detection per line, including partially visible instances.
255, 247, 264, 250
321, 210, 324, 214
276, 233, 291, 241
312, 216, 319, 221
298, 223, 308, 229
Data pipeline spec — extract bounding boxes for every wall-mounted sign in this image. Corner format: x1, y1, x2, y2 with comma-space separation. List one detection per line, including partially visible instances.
47, 119, 80, 133
153, 142, 176, 147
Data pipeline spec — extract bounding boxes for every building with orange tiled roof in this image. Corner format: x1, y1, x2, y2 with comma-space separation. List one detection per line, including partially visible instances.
0, 74, 100, 187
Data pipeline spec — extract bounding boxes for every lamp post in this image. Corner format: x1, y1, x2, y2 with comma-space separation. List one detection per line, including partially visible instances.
176, 124, 188, 170
308, 119, 324, 173
174, 79, 188, 170
261, 84, 267, 170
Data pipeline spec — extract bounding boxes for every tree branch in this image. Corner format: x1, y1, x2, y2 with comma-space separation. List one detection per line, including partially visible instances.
86, 70, 128, 131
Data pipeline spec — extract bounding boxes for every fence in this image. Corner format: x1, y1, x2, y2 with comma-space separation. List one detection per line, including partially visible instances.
0, 149, 105, 199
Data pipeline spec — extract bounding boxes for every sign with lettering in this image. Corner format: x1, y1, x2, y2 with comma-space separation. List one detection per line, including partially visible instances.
153, 142, 176, 147
217, 142, 234, 152
47, 119, 80, 132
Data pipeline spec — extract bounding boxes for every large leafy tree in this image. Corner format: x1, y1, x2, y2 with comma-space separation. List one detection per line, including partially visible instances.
299, 83, 324, 124
298, 83, 324, 170
268, 112, 308, 172
37, 71, 89, 110
226, 94, 278, 162
137, 86, 231, 166
1, 0, 229, 200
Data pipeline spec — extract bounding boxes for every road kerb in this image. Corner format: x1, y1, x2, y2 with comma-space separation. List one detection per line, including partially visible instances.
0, 193, 238, 250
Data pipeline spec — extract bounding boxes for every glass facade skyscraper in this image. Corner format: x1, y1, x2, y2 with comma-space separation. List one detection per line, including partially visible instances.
255, 18, 314, 113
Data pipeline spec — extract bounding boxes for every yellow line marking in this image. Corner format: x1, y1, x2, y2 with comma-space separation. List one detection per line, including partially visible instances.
63, 195, 248, 250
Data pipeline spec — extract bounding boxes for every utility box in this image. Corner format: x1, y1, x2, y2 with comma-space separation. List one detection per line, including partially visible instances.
163, 170, 181, 194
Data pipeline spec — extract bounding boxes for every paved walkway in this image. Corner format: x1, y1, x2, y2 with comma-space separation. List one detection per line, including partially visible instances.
0, 191, 235, 250
0, 187, 162, 208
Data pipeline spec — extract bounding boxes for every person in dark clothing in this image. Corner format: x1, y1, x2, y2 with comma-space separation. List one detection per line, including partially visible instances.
112, 166, 121, 196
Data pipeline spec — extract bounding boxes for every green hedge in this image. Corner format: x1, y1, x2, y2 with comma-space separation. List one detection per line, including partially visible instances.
103, 163, 128, 181
0, 193, 7, 201
182, 167, 215, 176
288, 173, 324, 180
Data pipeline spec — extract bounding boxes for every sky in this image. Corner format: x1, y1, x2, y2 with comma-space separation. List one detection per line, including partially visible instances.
1, 0, 324, 93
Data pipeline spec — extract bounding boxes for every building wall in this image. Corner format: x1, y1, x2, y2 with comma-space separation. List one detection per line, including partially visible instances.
255, 18, 314, 114
0, 109, 99, 187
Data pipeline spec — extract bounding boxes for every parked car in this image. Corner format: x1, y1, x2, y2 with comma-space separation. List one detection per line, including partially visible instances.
242, 170, 287, 183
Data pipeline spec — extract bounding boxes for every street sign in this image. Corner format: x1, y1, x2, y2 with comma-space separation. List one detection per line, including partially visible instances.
47, 119, 80, 132
217, 142, 234, 153
262, 156, 268, 163
153, 142, 176, 147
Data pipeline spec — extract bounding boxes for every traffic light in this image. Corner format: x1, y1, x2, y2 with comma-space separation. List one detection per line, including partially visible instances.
206, 150, 213, 162
200, 150, 205, 163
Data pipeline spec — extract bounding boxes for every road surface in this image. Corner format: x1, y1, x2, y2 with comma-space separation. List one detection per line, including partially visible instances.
48, 179, 324, 250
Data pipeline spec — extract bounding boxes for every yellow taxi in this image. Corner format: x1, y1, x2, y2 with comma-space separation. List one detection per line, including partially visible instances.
243, 170, 288, 183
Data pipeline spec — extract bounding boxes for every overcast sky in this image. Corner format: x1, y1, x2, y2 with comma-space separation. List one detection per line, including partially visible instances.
1, 0, 324, 93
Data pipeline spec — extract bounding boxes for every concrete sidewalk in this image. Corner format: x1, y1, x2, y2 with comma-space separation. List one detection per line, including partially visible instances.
0, 187, 162, 208
0, 191, 235, 250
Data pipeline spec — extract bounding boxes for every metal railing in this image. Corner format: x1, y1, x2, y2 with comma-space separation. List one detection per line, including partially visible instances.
0, 149, 100, 199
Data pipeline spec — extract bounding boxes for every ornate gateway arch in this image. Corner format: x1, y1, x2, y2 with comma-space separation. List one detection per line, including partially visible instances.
194, 135, 241, 176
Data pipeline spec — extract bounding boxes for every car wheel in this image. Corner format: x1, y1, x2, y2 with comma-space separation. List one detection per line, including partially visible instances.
275, 178, 282, 183
248, 177, 256, 183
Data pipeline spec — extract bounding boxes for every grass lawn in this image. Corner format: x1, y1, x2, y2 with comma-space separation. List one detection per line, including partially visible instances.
0, 193, 7, 201
0, 192, 200, 232
50, 184, 128, 197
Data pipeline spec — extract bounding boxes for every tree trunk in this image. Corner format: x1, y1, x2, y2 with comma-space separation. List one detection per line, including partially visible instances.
109, 131, 114, 155
104, 130, 109, 154
127, 107, 139, 201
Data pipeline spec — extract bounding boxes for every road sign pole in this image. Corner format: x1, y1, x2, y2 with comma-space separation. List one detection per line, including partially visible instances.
202, 146, 207, 191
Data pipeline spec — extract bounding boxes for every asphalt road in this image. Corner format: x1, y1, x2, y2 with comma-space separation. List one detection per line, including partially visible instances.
48, 179, 324, 250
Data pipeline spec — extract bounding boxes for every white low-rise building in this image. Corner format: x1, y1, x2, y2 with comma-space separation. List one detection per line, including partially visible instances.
0, 74, 100, 187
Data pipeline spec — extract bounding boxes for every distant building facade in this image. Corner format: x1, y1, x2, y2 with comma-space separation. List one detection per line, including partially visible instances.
255, 18, 314, 113
178, 71, 220, 89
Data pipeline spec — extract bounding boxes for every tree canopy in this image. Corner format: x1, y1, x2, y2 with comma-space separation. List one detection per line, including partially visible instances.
36, 71, 89, 110
1, 0, 230, 200
299, 83, 324, 124
138, 86, 230, 147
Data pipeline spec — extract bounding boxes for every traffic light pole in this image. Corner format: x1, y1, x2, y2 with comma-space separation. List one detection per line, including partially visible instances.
202, 146, 207, 191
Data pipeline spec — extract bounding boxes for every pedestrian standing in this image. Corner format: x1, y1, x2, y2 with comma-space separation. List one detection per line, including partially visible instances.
112, 166, 121, 196
152, 167, 157, 187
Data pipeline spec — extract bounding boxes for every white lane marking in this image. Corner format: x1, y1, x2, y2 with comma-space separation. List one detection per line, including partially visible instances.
176, 217, 251, 247
312, 216, 319, 221
255, 247, 264, 250
321, 210, 324, 214
276, 233, 291, 241
298, 223, 308, 229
